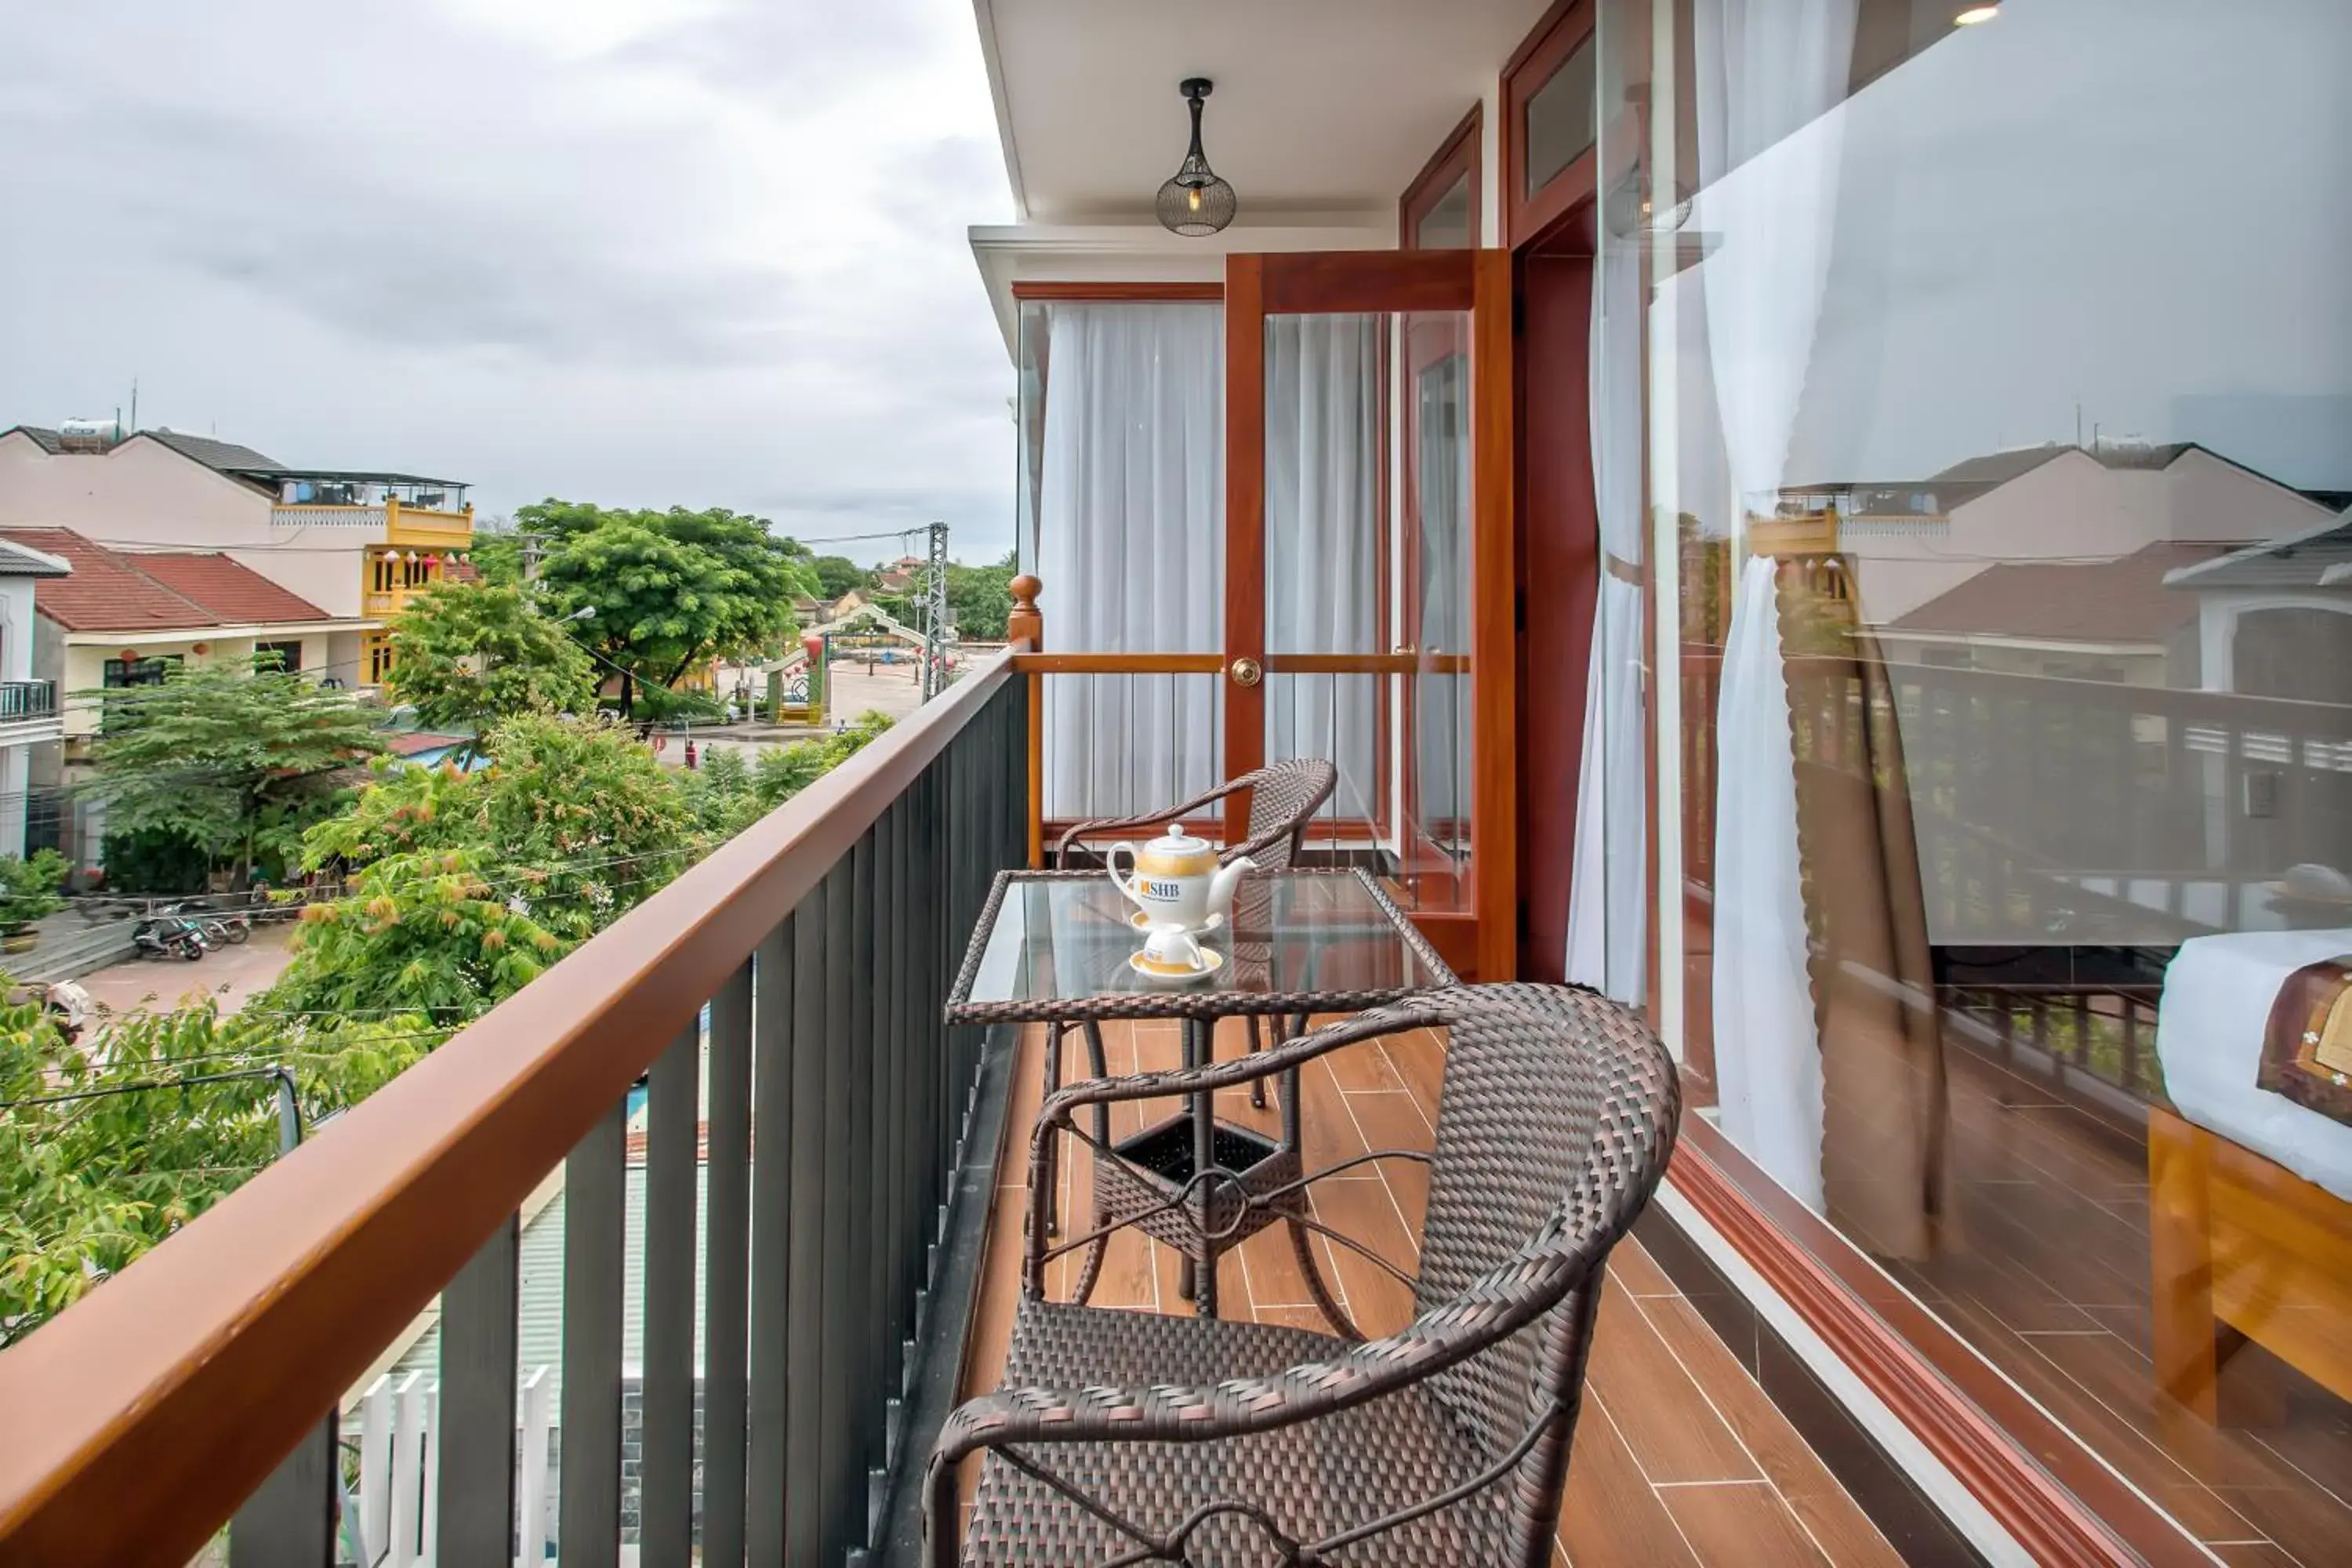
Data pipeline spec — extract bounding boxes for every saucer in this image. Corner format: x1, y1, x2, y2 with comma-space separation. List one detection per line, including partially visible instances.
1127, 947, 1225, 986
1127, 909, 1225, 935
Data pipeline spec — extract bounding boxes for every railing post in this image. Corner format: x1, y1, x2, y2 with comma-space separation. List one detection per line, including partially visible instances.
748, 920, 795, 1565
703, 961, 754, 1566
641, 1021, 700, 1568
559, 1098, 627, 1568
1010, 574, 1045, 868
228, 1414, 338, 1567
437, 1214, 519, 1564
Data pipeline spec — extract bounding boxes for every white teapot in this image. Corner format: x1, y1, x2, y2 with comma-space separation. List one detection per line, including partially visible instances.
1106, 824, 1257, 934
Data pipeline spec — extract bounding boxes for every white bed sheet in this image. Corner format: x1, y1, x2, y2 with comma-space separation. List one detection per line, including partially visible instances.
2156, 927, 2352, 1203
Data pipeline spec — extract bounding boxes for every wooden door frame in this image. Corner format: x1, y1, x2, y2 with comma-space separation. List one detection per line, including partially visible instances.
1224, 248, 1516, 979
1502, 0, 1601, 248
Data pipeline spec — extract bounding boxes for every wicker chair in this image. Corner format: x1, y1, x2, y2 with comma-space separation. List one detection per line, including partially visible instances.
926, 982, 1681, 1567
1047, 758, 1338, 1154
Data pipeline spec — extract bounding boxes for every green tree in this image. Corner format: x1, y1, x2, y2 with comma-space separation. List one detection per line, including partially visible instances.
520, 500, 821, 716
80, 662, 384, 887
0, 996, 436, 1345
809, 554, 869, 600
387, 581, 598, 745
678, 710, 896, 839
946, 555, 1016, 639
269, 713, 697, 1023
0, 851, 68, 931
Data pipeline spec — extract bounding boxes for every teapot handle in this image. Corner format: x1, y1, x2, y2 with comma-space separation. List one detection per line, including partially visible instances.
1105, 842, 1146, 909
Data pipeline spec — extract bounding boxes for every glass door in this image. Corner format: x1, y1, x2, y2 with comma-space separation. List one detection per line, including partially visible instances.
1223, 250, 1515, 978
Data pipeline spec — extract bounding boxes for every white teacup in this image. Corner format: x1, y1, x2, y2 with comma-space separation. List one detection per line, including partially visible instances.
1135, 924, 1208, 977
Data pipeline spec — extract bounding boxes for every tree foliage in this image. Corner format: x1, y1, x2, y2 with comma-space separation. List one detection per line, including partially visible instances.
808, 554, 869, 600
0, 851, 68, 929
387, 580, 598, 742
79, 662, 384, 884
1, 996, 436, 1345
517, 500, 821, 715
946, 555, 1018, 639
677, 710, 895, 839
268, 713, 698, 1023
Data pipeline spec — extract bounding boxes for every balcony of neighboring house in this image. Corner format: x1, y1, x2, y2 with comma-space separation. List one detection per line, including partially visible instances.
0, 678, 61, 746
269, 473, 476, 552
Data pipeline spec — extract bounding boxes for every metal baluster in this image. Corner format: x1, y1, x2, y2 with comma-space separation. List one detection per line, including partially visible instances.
786, 897, 828, 1564
747, 919, 795, 1564
819, 861, 857, 1555
640, 1021, 699, 1568
558, 1098, 627, 1568
437, 1213, 519, 1563
705, 960, 753, 1566
228, 1413, 337, 1566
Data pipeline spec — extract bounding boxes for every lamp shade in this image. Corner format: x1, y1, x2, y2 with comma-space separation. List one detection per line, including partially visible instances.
1156, 78, 1236, 236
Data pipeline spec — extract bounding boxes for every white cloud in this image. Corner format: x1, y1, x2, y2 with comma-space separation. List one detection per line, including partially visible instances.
0, 0, 1018, 561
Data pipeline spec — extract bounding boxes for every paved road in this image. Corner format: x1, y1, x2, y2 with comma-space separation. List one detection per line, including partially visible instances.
77, 924, 297, 1018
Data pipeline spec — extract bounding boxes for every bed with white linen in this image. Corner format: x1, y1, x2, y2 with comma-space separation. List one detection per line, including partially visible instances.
2155, 928, 2352, 1202
2151, 927, 2352, 1421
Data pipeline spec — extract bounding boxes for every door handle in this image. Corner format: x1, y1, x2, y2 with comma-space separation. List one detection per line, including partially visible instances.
1228, 656, 1263, 688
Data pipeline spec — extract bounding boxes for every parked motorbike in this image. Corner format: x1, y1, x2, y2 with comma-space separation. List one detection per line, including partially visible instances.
132, 916, 206, 962
194, 913, 251, 946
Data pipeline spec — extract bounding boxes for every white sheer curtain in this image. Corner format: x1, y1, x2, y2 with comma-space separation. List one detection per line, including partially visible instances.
1698, 0, 1858, 1210
1265, 314, 1380, 822
1036, 303, 1224, 820
1566, 242, 1650, 1003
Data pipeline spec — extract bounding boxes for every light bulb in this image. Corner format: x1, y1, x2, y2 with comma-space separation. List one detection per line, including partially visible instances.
1188, 187, 1202, 212
1954, 4, 1999, 23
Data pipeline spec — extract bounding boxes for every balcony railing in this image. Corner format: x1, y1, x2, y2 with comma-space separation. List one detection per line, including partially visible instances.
0, 679, 58, 723
0, 648, 1027, 1565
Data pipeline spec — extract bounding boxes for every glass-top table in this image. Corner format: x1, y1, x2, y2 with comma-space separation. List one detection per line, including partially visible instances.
946, 869, 1457, 1322
947, 867, 1456, 1025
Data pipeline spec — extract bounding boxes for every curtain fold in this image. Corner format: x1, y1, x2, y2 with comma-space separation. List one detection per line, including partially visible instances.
1698, 0, 1859, 1211
1264, 314, 1381, 822
1714, 554, 1825, 1205
1036, 303, 1224, 820
1566, 241, 1650, 1003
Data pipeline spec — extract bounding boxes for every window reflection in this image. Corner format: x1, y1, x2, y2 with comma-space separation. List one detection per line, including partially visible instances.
1523, 34, 1598, 197
1606, 0, 2352, 1550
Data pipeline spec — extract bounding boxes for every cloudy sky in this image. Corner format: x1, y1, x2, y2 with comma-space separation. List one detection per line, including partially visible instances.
0, 0, 1018, 561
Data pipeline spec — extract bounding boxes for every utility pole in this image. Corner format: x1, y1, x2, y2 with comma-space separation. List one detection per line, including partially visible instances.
519, 532, 550, 583
920, 520, 949, 702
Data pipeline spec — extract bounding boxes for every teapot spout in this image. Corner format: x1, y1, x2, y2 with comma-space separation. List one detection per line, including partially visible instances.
1207, 855, 1258, 916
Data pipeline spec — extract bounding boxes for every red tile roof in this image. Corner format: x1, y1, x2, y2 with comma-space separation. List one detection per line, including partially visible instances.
132, 552, 334, 627
0, 526, 334, 633
1887, 542, 2225, 645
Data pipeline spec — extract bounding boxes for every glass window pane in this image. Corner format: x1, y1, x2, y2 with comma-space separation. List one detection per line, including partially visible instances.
1523, 34, 1597, 197
1607, 0, 2352, 1546
1414, 172, 1472, 249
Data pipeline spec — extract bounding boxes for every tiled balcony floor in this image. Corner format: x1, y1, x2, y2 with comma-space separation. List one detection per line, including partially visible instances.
957, 1018, 1907, 1566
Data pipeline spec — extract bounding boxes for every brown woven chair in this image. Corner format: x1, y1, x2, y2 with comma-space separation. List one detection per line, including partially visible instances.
926, 982, 1680, 1566
1047, 758, 1339, 1159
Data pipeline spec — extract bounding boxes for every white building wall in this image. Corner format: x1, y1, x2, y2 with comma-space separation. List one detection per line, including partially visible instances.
0, 575, 35, 684
1850, 450, 2338, 625
0, 432, 362, 619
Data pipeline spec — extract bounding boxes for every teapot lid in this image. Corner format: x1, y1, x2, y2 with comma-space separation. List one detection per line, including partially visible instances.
1153, 822, 1210, 852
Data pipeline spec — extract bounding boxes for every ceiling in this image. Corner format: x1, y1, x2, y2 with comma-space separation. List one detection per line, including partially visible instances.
975, 0, 1552, 223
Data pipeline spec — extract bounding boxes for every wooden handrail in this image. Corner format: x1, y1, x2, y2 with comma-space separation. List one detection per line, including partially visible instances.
0, 648, 1025, 1568
1011, 652, 1225, 673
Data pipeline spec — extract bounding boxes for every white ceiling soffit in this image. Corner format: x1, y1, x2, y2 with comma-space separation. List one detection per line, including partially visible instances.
974, 0, 1549, 223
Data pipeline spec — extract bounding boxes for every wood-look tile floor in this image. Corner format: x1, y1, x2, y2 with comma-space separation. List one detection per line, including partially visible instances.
1843, 1034, 2352, 1567
958, 1018, 1905, 1566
